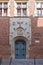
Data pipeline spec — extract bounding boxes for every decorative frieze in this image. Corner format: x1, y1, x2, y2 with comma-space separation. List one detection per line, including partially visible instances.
10, 17, 31, 40
10, 17, 31, 41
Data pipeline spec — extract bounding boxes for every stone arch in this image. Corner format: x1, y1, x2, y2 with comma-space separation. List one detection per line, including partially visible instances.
11, 36, 29, 59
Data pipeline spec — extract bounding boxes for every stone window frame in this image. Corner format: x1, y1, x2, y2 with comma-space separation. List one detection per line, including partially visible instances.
14, 1, 29, 16
0, 2, 8, 16
35, 1, 43, 16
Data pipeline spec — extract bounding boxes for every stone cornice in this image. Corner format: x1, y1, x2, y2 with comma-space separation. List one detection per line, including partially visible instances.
0, 0, 9, 2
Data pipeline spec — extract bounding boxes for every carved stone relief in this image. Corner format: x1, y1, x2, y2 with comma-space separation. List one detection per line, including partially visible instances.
10, 17, 31, 42
16, 27, 24, 36
10, 17, 31, 59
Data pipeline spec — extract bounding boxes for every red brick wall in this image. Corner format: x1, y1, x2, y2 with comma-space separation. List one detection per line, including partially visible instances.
0, 17, 11, 59
0, 17, 43, 59
29, 16, 43, 59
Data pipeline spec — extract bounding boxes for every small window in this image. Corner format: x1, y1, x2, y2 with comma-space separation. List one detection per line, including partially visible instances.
0, 2, 8, 16
35, 2, 43, 16
16, 2, 27, 16
17, 3, 21, 8
4, 2, 8, 8
22, 9, 27, 16
37, 10, 42, 16
17, 9, 21, 15
4, 9, 8, 16
22, 3, 27, 8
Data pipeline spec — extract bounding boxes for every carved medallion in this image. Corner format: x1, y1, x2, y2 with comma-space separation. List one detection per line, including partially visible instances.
16, 27, 24, 36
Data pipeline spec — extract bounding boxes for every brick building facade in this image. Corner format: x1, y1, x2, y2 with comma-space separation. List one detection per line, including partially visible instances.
0, 0, 43, 60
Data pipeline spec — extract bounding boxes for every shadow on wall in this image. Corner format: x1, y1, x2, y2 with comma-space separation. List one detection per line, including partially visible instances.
29, 15, 43, 59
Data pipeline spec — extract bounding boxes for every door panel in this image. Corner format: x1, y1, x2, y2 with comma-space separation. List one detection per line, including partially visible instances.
15, 40, 26, 59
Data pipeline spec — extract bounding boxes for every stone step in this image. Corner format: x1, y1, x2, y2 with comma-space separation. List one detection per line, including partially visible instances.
11, 59, 43, 65
1, 59, 43, 65
11, 59, 34, 65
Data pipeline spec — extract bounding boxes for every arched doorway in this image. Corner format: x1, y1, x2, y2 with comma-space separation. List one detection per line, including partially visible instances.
15, 40, 26, 59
